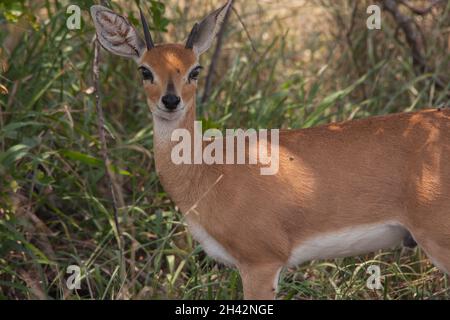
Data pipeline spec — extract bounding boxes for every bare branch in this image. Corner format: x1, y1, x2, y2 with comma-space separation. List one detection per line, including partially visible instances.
383, 0, 427, 73
383, 0, 448, 96
93, 35, 124, 250
399, 0, 443, 15
201, 1, 233, 104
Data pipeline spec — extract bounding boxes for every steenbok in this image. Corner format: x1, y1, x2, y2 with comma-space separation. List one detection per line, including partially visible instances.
91, 1, 450, 299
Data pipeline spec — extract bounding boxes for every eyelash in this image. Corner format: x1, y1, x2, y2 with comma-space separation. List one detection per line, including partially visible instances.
138, 67, 154, 83
188, 66, 203, 82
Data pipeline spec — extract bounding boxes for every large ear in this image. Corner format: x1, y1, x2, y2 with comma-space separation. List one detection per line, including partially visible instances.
185, 0, 232, 56
90, 5, 145, 61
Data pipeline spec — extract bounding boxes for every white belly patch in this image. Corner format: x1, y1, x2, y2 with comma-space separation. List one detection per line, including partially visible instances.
288, 222, 408, 266
188, 221, 237, 266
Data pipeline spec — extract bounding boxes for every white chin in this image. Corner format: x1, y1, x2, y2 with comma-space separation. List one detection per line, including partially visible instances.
153, 105, 184, 121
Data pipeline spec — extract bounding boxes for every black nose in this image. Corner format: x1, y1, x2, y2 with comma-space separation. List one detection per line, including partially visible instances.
161, 94, 181, 110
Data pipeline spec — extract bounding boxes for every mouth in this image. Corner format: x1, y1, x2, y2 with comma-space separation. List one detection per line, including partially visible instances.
152, 104, 185, 120
156, 105, 185, 113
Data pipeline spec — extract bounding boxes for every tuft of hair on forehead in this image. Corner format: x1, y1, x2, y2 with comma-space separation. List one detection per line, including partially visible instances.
141, 44, 197, 72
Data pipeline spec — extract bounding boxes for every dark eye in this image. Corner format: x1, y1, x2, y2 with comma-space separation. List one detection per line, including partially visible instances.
188, 66, 203, 82
138, 66, 154, 82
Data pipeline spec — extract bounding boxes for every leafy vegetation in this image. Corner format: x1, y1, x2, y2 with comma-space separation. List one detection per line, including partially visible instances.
0, 0, 449, 299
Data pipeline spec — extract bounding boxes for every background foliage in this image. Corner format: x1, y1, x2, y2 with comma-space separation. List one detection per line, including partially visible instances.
0, 0, 449, 299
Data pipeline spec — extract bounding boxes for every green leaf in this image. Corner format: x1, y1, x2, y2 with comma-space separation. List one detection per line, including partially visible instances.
60, 150, 131, 176
1, 121, 44, 133
60, 150, 103, 166
0, 144, 30, 167
303, 60, 386, 128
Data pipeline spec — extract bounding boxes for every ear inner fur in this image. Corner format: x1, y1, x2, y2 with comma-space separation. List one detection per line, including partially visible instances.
91, 6, 144, 59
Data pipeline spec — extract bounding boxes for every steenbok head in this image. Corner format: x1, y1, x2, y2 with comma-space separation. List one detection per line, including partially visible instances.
90, 1, 232, 121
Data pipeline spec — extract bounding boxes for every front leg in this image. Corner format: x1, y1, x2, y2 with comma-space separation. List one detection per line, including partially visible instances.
239, 263, 283, 300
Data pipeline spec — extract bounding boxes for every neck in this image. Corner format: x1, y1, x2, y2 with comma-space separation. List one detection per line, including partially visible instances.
152, 100, 218, 214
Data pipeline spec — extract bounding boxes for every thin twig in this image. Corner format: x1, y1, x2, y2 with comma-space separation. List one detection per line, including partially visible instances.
231, 6, 258, 55
92, 36, 123, 250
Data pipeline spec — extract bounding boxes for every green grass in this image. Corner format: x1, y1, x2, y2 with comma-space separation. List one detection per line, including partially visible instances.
0, 0, 449, 299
